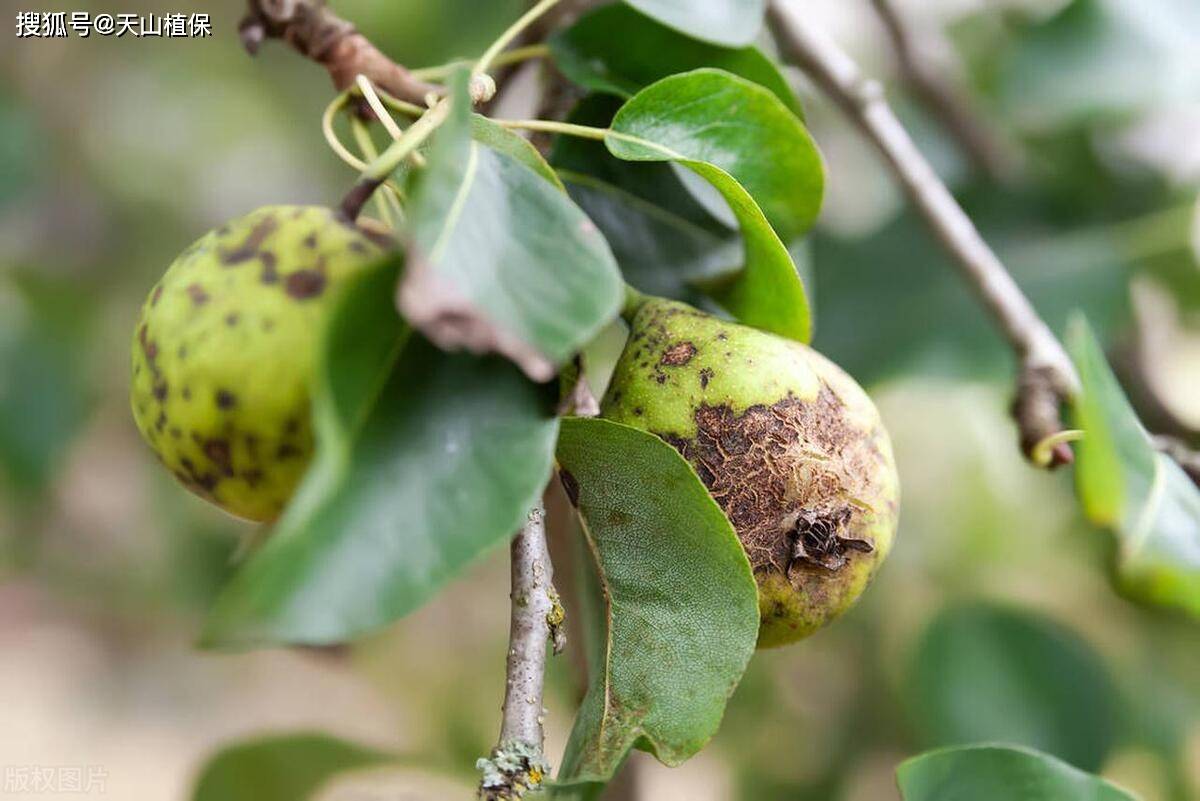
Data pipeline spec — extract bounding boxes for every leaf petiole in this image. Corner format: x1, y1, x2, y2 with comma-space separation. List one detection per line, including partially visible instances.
494, 118, 607, 140
493, 118, 687, 160
362, 98, 453, 183
473, 0, 560, 78
411, 44, 551, 82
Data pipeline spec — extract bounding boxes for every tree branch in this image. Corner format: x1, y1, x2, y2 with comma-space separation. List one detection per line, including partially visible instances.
767, 1, 1079, 467
867, 0, 1021, 183
239, 0, 438, 104
478, 500, 566, 800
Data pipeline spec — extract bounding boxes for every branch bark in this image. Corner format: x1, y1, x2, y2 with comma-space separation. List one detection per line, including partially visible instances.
478, 500, 566, 800
868, 0, 1020, 183
767, 1, 1079, 467
239, 0, 438, 104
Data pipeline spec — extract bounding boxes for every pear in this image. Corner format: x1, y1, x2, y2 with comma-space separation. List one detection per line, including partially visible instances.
600, 298, 900, 647
130, 205, 386, 522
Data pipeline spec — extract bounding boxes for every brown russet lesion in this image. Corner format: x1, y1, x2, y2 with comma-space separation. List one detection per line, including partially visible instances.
659, 384, 885, 579
218, 213, 278, 266
659, 340, 697, 367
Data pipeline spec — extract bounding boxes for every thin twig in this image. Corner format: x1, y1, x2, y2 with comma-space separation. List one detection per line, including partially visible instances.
868, 0, 1020, 182
239, 0, 438, 104
767, 1, 1079, 467
478, 500, 565, 800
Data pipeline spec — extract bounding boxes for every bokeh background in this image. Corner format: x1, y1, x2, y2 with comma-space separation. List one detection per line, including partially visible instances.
2, 1, 1199, 799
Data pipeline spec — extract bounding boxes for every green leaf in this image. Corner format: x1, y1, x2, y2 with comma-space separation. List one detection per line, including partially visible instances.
560, 169, 739, 305
553, 418, 759, 788
203, 259, 560, 647
551, 4, 800, 114
470, 114, 564, 191
191, 732, 394, 801
907, 603, 1117, 772
607, 70, 822, 341
897, 744, 1139, 801
556, 96, 726, 231
552, 96, 749, 313
1067, 315, 1200, 617
609, 69, 822, 242
401, 73, 623, 381
0, 275, 94, 497
622, 0, 766, 48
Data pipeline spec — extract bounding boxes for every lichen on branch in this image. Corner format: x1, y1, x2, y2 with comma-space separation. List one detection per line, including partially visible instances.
477, 501, 563, 800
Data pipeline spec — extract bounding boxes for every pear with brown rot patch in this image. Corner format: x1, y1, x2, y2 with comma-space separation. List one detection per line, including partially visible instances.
600, 297, 900, 647
130, 205, 387, 522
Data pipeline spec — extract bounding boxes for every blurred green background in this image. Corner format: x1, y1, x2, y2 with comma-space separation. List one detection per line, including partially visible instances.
1, 1, 1198, 799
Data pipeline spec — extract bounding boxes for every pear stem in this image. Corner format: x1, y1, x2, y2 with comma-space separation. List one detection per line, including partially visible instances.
621, 284, 649, 321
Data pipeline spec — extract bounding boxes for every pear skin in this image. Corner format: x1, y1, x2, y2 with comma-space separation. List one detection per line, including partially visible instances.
601, 298, 900, 647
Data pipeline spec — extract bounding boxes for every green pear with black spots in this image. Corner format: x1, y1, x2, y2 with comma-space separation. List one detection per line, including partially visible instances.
131, 205, 386, 522
600, 297, 900, 647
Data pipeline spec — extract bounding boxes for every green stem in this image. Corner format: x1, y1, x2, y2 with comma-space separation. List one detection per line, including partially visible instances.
356, 75, 406, 141
495, 118, 686, 161
322, 91, 368, 171
1030, 429, 1086, 468
362, 98, 452, 182
412, 44, 551, 82
495, 119, 608, 140
621, 284, 649, 320
372, 88, 426, 118
473, 0, 560, 77
364, 101, 632, 154
350, 118, 394, 227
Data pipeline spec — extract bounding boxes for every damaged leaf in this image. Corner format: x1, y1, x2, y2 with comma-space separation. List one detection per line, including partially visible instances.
553, 418, 758, 790
1068, 315, 1200, 618
400, 72, 623, 381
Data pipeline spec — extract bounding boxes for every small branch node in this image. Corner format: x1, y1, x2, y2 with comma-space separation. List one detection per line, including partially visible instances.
1012, 363, 1075, 468
238, 17, 266, 54
471, 74, 499, 105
